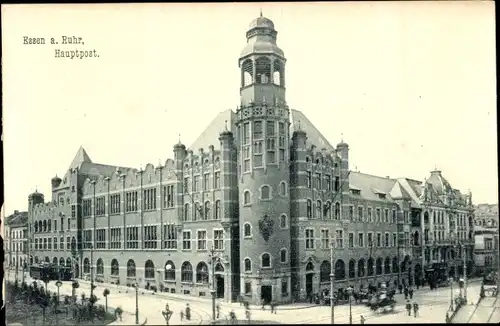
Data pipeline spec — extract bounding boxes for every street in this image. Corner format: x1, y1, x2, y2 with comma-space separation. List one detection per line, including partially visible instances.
7, 269, 483, 325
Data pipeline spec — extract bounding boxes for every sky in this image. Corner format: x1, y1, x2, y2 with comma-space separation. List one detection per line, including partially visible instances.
2, 1, 497, 214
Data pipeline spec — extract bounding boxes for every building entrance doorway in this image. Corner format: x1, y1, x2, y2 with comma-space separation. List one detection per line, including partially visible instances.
74, 263, 80, 278
216, 275, 224, 298
306, 273, 313, 298
261, 285, 272, 304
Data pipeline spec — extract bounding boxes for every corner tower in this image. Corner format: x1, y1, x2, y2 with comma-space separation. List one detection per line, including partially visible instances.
236, 14, 291, 305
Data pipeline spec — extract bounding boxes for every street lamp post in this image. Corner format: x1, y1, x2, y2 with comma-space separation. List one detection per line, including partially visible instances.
134, 279, 140, 325
463, 244, 467, 302
330, 239, 335, 324
209, 247, 217, 323
448, 277, 454, 311
15, 246, 19, 282
347, 286, 353, 325
90, 244, 94, 299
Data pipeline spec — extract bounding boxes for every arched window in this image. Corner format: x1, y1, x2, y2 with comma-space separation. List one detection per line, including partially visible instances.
215, 200, 221, 219
110, 259, 119, 276
184, 203, 190, 221
357, 259, 365, 277
96, 258, 104, 275
204, 201, 211, 220
280, 248, 287, 263
244, 258, 252, 272
60, 257, 65, 266
367, 258, 374, 276
83, 258, 90, 274
53, 257, 58, 264
43, 220, 47, 232
348, 259, 355, 278
316, 200, 322, 218
66, 257, 71, 267
164, 261, 175, 281
181, 261, 193, 282
307, 199, 312, 219
279, 182, 287, 196
145, 260, 155, 279
273, 59, 284, 86
196, 262, 209, 284
244, 223, 252, 237
71, 237, 77, 251
261, 253, 271, 268
261, 185, 270, 200
325, 201, 332, 219
335, 259, 346, 280
335, 202, 340, 219
38, 221, 42, 232
48, 220, 51, 232
376, 258, 383, 275
384, 257, 391, 274
241, 59, 253, 87
127, 259, 136, 278
243, 191, 251, 205
320, 261, 331, 282
194, 202, 201, 221
279, 214, 287, 228
255, 57, 271, 84
35, 222, 38, 233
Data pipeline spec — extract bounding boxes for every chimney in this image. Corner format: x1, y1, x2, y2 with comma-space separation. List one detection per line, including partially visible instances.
14, 210, 19, 214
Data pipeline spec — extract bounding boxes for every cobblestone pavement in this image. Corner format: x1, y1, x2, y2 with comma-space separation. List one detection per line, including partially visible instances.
7, 269, 483, 324
453, 295, 500, 324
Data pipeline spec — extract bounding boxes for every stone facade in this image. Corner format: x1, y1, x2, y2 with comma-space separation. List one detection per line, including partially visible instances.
26, 14, 475, 305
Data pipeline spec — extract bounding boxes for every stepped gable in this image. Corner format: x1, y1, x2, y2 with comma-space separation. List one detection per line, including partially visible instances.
349, 172, 398, 202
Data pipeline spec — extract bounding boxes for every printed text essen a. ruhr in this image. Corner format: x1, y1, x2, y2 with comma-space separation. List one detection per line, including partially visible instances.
23, 36, 85, 45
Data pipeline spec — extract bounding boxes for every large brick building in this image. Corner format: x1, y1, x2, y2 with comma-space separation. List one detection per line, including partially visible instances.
27, 14, 475, 305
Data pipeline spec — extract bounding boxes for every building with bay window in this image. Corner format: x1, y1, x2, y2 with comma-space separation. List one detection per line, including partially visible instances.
27, 14, 475, 305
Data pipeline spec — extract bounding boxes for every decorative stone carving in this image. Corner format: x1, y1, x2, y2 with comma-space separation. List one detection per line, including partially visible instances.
259, 214, 274, 242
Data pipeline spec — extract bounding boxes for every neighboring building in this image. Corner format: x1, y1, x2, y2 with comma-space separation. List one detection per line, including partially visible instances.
5, 210, 28, 270
27, 14, 475, 304
473, 204, 499, 276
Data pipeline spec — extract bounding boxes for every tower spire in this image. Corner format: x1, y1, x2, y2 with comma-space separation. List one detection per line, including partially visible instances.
225, 120, 228, 131
260, 8, 263, 17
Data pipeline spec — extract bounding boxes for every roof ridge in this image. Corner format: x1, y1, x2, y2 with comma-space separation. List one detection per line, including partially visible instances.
350, 171, 396, 181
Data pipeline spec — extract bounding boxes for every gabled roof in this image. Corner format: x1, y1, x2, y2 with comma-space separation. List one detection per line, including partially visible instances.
349, 172, 397, 202
6, 211, 28, 227
290, 109, 336, 152
390, 181, 411, 200
79, 162, 133, 177
70, 146, 92, 169
190, 109, 237, 150
396, 178, 423, 207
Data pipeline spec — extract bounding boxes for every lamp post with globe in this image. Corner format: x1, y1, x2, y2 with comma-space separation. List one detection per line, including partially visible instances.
347, 286, 353, 325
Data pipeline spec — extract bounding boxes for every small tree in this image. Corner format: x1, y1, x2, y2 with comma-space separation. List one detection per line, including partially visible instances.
72, 280, 79, 302
115, 306, 123, 321
103, 288, 110, 312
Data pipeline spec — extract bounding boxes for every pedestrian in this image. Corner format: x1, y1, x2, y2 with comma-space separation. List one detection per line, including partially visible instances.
180, 310, 184, 321
409, 288, 414, 300
230, 310, 237, 322
216, 303, 220, 319
445, 312, 450, 323
360, 315, 365, 325
185, 303, 191, 321
165, 303, 169, 312
413, 301, 419, 317
406, 300, 412, 316
398, 283, 403, 294
404, 287, 409, 300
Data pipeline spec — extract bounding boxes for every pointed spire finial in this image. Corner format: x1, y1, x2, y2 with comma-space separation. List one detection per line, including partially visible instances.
178, 133, 181, 143
260, 8, 263, 17
224, 120, 228, 131
297, 120, 301, 130
341, 133, 344, 142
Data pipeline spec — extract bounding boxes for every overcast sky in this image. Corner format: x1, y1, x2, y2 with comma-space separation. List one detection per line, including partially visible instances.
2, 1, 497, 214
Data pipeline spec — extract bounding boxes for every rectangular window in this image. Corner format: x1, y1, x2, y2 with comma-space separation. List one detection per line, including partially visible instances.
82, 200, 91, 217
392, 210, 397, 224
110, 194, 121, 214
126, 226, 139, 249
349, 206, 354, 221
266, 138, 276, 164
315, 173, 321, 189
307, 171, 312, 188
203, 174, 210, 191
163, 224, 177, 249
83, 230, 92, 249
143, 188, 157, 211
384, 209, 389, 223
95, 196, 105, 216
214, 230, 224, 250
67, 218, 71, 230
182, 231, 192, 250
66, 236, 70, 250
367, 208, 372, 222
245, 282, 252, 295
281, 280, 288, 296
336, 230, 343, 248
72, 204, 76, 218
184, 177, 190, 193
214, 172, 220, 189
305, 229, 315, 249
193, 176, 200, 192
358, 207, 363, 222
334, 176, 340, 192
125, 191, 138, 212
266, 121, 275, 136
377, 233, 382, 247
96, 229, 106, 249
376, 208, 381, 222
48, 238, 52, 250
110, 228, 122, 249
60, 237, 64, 250
358, 233, 364, 247
325, 175, 331, 191
385, 233, 390, 247
197, 230, 207, 250
243, 122, 250, 144
320, 229, 329, 249
54, 220, 57, 231
144, 225, 158, 249
254, 121, 263, 139
368, 233, 373, 248
163, 185, 175, 208
348, 232, 354, 248
393, 233, 397, 247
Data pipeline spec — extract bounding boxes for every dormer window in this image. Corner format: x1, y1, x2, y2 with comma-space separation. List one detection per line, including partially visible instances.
378, 193, 386, 199
351, 189, 361, 196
